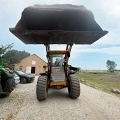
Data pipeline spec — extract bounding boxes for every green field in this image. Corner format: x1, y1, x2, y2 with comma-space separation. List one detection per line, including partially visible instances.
76, 72, 120, 97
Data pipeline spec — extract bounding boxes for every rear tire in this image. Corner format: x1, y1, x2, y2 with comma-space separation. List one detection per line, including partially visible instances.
68, 74, 80, 99
36, 75, 48, 101
0, 77, 15, 97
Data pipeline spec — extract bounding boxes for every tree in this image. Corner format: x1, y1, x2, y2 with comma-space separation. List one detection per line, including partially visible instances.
4, 50, 30, 69
1, 43, 13, 55
1, 44, 31, 69
0, 43, 14, 68
106, 60, 117, 72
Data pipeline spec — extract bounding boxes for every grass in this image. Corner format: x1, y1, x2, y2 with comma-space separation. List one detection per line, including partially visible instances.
76, 72, 120, 97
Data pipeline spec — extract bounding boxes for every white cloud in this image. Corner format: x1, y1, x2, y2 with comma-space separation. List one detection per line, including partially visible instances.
102, 0, 120, 18
72, 45, 120, 55
82, 0, 120, 18
94, 33, 120, 45
50, 45, 66, 50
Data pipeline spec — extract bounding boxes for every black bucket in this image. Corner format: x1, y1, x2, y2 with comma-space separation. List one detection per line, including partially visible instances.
9, 4, 108, 44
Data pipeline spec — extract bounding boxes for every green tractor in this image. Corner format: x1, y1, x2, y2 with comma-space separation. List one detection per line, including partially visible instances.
0, 48, 15, 98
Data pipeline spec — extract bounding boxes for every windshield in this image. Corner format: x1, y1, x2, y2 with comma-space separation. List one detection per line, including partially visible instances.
16, 71, 25, 75
50, 55, 63, 66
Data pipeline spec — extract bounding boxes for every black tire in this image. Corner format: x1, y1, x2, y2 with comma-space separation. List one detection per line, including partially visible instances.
36, 75, 48, 101
68, 74, 80, 99
20, 78, 27, 84
0, 77, 15, 97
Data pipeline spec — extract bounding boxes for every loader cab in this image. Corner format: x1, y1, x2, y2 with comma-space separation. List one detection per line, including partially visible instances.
49, 54, 66, 83
50, 55, 64, 66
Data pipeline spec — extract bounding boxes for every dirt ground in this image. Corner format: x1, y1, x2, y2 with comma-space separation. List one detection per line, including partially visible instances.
0, 76, 120, 120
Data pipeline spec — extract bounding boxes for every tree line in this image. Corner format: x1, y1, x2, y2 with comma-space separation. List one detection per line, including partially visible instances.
1, 44, 30, 69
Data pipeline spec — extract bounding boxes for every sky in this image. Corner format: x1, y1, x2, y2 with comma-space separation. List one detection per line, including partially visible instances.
0, 0, 120, 70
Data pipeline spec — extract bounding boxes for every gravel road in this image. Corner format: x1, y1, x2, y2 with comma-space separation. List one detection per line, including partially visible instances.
0, 76, 120, 120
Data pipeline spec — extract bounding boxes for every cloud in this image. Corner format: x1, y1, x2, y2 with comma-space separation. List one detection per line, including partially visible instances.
81, 0, 120, 18
102, 0, 120, 18
94, 32, 120, 45
72, 45, 120, 55
50, 45, 66, 50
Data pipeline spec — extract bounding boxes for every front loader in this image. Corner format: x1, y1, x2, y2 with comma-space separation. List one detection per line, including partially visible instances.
36, 44, 80, 100
9, 4, 108, 100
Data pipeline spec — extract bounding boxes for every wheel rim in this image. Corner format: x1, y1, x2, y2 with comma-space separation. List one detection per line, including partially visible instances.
21, 78, 26, 83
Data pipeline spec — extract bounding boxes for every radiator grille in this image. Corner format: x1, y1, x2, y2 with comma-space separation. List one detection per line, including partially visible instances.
51, 67, 66, 82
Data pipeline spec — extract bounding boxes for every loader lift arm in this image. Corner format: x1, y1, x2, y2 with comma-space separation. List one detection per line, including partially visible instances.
45, 44, 73, 76
45, 44, 73, 64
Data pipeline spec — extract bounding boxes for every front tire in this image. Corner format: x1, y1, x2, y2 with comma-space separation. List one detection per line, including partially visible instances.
68, 74, 80, 99
36, 75, 48, 101
0, 77, 15, 97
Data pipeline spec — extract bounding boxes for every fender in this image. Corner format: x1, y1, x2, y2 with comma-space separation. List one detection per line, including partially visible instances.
1, 71, 14, 80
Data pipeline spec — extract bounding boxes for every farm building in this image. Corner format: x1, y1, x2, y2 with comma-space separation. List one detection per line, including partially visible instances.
14, 54, 47, 75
